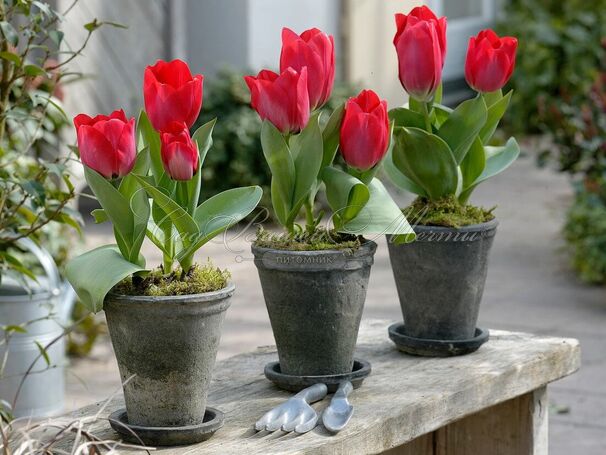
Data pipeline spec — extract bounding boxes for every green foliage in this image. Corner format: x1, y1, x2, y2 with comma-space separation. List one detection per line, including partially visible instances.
538, 68, 606, 189
497, 0, 606, 134
334, 178, 416, 244
68, 116, 262, 312
392, 126, 459, 199
500, 1, 606, 284
323, 166, 369, 226
0, 0, 119, 284
563, 190, 606, 284
387, 92, 519, 208
66, 245, 146, 312
193, 69, 357, 218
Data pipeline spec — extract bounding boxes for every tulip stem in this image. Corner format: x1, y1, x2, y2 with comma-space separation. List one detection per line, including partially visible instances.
162, 225, 174, 273
421, 102, 433, 133
304, 200, 316, 234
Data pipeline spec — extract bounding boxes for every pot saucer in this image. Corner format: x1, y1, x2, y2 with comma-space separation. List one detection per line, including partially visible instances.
109, 406, 224, 446
264, 358, 371, 392
388, 322, 489, 357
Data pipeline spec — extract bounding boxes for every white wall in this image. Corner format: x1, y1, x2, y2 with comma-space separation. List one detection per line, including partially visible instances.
247, 0, 341, 72
180, 0, 341, 76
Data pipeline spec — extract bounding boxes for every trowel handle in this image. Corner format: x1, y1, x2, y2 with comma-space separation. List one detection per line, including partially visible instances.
295, 383, 328, 403
334, 381, 353, 399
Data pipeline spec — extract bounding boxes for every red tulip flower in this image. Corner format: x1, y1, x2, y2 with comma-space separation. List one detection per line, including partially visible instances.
465, 29, 518, 93
280, 27, 335, 110
160, 122, 199, 181
393, 6, 447, 102
73, 109, 136, 179
340, 90, 390, 171
144, 59, 203, 132
244, 67, 310, 134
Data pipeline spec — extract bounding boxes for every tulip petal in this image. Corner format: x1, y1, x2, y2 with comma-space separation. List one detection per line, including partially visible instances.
143, 59, 203, 131
340, 89, 389, 171
117, 119, 137, 176
281, 27, 300, 46
245, 67, 309, 134
77, 125, 118, 179
396, 22, 443, 101
465, 29, 517, 92
74, 113, 93, 129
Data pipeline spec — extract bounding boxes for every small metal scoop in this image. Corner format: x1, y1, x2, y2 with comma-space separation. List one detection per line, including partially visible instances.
255, 383, 328, 434
322, 381, 354, 433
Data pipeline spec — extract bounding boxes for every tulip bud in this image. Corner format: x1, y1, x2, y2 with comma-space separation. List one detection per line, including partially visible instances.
280, 27, 335, 110
73, 109, 136, 179
393, 6, 447, 102
244, 67, 310, 134
144, 59, 204, 132
465, 29, 518, 93
160, 122, 199, 181
340, 90, 390, 171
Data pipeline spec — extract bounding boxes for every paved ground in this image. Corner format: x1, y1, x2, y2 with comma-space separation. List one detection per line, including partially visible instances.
65, 150, 606, 453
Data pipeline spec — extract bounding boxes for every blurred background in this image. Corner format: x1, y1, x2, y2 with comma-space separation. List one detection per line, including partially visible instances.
1, 0, 605, 453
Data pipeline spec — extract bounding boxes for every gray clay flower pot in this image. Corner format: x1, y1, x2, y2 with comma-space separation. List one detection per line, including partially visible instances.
387, 219, 498, 340
252, 241, 377, 376
104, 283, 233, 427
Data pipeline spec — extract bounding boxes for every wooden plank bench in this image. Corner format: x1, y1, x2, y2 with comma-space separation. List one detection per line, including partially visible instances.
70, 319, 580, 454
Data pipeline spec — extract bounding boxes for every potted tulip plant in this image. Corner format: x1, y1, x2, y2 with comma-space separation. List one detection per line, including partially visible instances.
384, 6, 520, 356
244, 27, 414, 387
65, 60, 262, 445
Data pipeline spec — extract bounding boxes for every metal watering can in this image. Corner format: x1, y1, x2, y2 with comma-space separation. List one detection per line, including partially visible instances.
0, 238, 76, 417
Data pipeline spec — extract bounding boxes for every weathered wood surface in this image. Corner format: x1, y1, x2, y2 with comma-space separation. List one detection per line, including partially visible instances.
383, 387, 547, 455
68, 319, 579, 454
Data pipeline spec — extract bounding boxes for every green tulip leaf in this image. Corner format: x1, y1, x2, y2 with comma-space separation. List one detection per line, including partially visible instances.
460, 136, 486, 191
65, 245, 146, 313
437, 95, 488, 164
290, 114, 323, 210
133, 174, 199, 246
432, 104, 453, 128
480, 137, 521, 182
392, 127, 459, 200
322, 166, 370, 228
84, 167, 135, 260
388, 107, 426, 129
146, 219, 172, 257
185, 118, 216, 214
118, 149, 151, 258
137, 110, 163, 182
382, 146, 427, 197
459, 137, 520, 203
192, 117, 216, 169
176, 186, 262, 261
339, 178, 416, 244
271, 179, 289, 226
91, 208, 108, 224
261, 120, 295, 225
479, 90, 512, 144
321, 103, 345, 169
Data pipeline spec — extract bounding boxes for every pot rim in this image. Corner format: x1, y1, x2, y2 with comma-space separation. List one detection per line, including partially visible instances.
408, 217, 498, 233
106, 281, 235, 304
251, 238, 377, 257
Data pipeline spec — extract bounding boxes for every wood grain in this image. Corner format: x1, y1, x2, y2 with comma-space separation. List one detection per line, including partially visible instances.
65, 319, 579, 454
